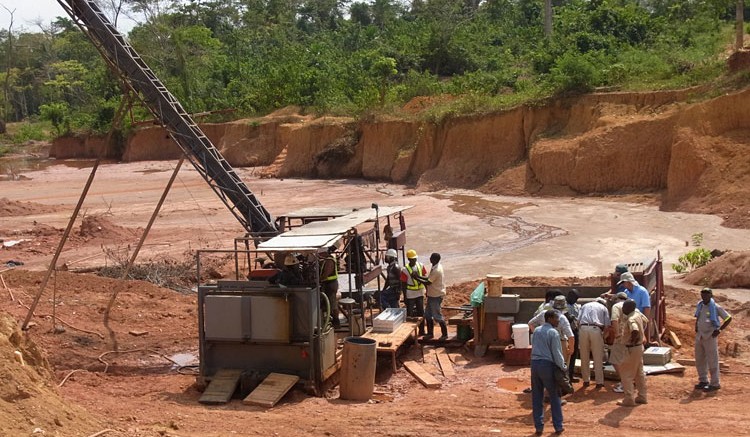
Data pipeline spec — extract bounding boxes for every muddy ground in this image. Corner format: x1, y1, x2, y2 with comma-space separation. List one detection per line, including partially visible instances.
1, 158, 750, 436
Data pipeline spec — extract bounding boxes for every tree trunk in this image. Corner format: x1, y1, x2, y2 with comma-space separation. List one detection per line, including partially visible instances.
737, 0, 745, 50
2, 7, 14, 121
543, 0, 552, 39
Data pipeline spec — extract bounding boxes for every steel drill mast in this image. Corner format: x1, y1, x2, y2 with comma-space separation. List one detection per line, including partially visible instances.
57, 0, 278, 237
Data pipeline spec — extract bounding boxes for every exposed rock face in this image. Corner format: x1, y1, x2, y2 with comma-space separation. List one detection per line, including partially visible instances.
51, 86, 750, 228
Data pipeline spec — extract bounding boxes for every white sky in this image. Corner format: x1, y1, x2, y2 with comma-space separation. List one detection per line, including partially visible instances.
0, 0, 137, 33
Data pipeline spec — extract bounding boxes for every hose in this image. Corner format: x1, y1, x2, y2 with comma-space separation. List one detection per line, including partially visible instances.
320, 291, 332, 332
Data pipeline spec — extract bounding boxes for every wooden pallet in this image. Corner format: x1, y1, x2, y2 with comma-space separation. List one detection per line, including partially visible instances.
198, 369, 243, 405
242, 373, 300, 408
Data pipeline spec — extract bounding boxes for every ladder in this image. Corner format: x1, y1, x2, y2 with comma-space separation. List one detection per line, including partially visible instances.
57, 0, 278, 237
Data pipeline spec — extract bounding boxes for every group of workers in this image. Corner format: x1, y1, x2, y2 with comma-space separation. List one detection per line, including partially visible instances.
528, 268, 733, 435
383, 249, 447, 339
268, 246, 449, 339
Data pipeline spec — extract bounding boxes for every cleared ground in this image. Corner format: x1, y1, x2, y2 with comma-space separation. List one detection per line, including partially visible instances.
1, 159, 750, 436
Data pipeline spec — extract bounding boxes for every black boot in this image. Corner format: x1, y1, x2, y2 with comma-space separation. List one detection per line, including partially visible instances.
424, 320, 434, 339
439, 321, 448, 340
418, 320, 426, 336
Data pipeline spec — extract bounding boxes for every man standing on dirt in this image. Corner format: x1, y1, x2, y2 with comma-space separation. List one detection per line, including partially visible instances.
535, 289, 563, 316
566, 289, 581, 382
529, 295, 575, 362
614, 300, 648, 407
402, 249, 427, 336
608, 291, 628, 393
694, 287, 732, 391
530, 309, 566, 435
424, 252, 448, 340
319, 246, 340, 329
380, 249, 403, 309
578, 297, 611, 388
617, 272, 651, 319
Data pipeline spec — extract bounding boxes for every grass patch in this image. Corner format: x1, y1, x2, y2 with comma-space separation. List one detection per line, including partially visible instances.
2, 121, 52, 144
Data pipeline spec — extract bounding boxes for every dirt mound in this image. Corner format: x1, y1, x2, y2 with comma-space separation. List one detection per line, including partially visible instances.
31, 221, 63, 236
728, 49, 750, 72
684, 251, 750, 288
662, 126, 750, 229
0, 198, 60, 217
78, 215, 139, 241
0, 311, 102, 436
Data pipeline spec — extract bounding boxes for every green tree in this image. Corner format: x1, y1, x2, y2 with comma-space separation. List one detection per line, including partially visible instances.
371, 56, 397, 105
40, 102, 70, 135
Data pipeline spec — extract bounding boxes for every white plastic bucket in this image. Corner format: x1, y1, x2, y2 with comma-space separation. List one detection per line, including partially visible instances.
512, 323, 530, 349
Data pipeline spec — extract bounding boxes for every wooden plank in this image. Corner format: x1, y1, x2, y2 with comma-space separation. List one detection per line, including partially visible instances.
243, 373, 300, 408
423, 346, 437, 362
436, 350, 455, 377
198, 369, 243, 405
668, 330, 682, 349
403, 360, 441, 388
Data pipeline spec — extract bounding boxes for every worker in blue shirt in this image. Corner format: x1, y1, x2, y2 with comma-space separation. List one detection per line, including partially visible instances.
617, 272, 651, 319
530, 310, 566, 436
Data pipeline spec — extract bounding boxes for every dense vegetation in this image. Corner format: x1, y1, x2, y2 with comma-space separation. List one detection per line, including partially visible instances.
0, 0, 744, 138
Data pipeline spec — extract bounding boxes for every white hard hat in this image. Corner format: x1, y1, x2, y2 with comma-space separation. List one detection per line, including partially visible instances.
385, 249, 397, 258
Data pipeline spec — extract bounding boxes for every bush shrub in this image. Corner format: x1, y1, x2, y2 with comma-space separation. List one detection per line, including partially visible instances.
672, 248, 713, 273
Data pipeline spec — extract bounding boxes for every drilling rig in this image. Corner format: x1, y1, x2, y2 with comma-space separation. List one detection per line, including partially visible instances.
56, 0, 411, 397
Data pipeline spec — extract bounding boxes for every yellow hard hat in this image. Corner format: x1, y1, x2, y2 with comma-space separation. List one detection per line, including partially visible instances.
406, 249, 418, 259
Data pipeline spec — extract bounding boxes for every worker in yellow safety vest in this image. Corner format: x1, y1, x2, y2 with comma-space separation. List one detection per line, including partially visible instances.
401, 249, 428, 336
319, 246, 340, 329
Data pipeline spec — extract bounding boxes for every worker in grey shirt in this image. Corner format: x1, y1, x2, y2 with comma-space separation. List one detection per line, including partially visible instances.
577, 297, 611, 388
529, 295, 575, 361
530, 310, 566, 435
694, 288, 732, 391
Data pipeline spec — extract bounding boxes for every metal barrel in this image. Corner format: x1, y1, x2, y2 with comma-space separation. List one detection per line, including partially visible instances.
339, 337, 377, 401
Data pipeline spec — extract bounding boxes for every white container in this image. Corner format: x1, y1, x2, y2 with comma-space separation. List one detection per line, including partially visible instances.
373, 308, 406, 332
512, 323, 530, 349
643, 346, 672, 365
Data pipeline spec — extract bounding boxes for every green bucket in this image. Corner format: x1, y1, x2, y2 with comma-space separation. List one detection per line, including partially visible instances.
457, 325, 474, 341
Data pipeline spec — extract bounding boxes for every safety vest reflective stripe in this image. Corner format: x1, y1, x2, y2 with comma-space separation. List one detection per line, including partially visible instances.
405, 263, 424, 290
320, 256, 338, 282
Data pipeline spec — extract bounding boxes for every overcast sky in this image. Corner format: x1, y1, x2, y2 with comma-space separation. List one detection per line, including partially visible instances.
0, 0, 137, 33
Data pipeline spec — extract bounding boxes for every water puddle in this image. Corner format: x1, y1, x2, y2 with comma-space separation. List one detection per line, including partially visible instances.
169, 351, 199, 368
433, 193, 568, 255
496, 377, 528, 393
0, 156, 108, 180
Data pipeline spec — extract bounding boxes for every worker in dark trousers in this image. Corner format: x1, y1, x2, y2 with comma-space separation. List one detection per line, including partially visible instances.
566, 289, 581, 382
381, 249, 403, 309
401, 249, 427, 336
424, 252, 448, 340
318, 246, 340, 329
530, 310, 566, 435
